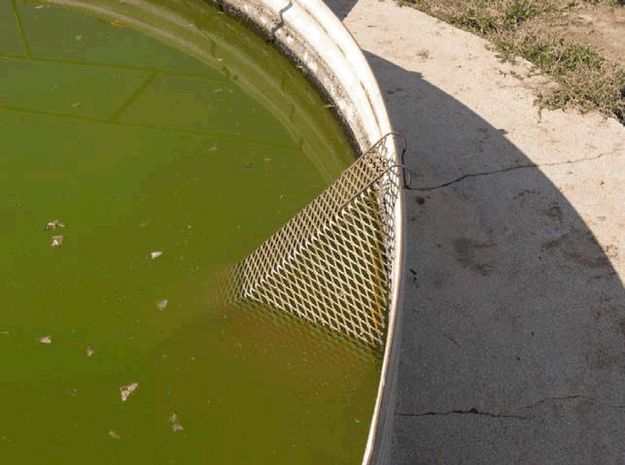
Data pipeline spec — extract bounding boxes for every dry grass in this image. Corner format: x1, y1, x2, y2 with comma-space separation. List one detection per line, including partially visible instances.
400, 0, 625, 123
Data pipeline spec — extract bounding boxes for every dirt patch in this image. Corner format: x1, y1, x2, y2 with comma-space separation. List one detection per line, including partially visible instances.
556, 4, 625, 64
400, 0, 625, 123
453, 238, 498, 276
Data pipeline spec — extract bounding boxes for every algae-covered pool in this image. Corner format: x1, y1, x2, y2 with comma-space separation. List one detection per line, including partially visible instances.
0, 1, 381, 463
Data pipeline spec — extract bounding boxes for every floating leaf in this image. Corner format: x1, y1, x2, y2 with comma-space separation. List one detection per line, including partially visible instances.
149, 251, 163, 260
108, 430, 120, 440
120, 382, 138, 402
39, 335, 52, 344
43, 219, 65, 231
169, 412, 184, 432
156, 299, 168, 311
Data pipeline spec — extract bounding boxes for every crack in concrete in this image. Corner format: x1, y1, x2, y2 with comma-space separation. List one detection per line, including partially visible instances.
406, 150, 621, 192
396, 407, 527, 420
409, 307, 463, 349
396, 395, 625, 421
441, 332, 462, 349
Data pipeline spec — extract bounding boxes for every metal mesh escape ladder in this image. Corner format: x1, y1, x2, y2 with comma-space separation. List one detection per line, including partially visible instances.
227, 135, 402, 349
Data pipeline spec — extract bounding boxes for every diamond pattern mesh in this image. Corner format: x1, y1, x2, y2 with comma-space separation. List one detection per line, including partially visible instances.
227, 135, 401, 349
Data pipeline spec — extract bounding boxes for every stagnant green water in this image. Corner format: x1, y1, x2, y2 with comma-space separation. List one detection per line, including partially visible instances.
0, 1, 381, 463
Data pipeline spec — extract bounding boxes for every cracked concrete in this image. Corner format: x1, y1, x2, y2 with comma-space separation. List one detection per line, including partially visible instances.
396, 395, 625, 423
406, 150, 623, 192
323, 0, 625, 463
396, 408, 528, 420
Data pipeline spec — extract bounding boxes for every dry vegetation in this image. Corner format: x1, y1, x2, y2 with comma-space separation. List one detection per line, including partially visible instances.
400, 0, 625, 123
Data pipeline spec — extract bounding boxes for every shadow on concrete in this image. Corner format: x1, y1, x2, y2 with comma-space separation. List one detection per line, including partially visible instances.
323, 0, 358, 20
361, 51, 625, 464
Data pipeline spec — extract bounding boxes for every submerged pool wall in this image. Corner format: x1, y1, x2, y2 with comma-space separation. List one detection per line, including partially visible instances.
217, 1, 405, 464
218, 0, 388, 154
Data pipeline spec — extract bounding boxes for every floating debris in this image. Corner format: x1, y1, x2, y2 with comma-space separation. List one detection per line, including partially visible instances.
156, 299, 168, 311
74, 35, 82, 41
108, 430, 120, 440
149, 251, 163, 260
263, 157, 272, 162
85, 346, 95, 357
50, 235, 64, 248
71, 101, 82, 109
120, 382, 138, 402
110, 20, 126, 29
39, 335, 52, 344
169, 412, 184, 432
43, 219, 65, 230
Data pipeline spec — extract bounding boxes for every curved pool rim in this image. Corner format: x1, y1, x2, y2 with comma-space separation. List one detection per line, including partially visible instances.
218, 1, 406, 463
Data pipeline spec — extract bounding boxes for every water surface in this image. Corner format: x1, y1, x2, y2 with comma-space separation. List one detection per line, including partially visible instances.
0, 1, 380, 464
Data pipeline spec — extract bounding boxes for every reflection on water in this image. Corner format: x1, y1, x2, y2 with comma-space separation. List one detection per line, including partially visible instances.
0, 1, 379, 464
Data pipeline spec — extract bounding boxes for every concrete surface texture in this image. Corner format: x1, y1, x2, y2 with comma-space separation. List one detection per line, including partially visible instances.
323, 0, 625, 464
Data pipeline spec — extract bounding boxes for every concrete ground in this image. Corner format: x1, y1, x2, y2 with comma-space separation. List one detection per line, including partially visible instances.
324, 1, 625, 463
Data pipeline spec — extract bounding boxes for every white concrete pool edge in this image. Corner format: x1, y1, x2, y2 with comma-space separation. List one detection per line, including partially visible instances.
218, 1, 404, 463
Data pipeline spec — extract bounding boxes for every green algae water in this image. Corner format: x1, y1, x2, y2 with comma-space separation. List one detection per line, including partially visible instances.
0, 1, 381, 463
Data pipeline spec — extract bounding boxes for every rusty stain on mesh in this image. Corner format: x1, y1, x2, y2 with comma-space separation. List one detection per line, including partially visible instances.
227, 135, 401, 349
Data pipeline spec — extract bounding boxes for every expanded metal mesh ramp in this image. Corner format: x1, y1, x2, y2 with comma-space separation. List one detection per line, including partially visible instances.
227, 135, 403, 349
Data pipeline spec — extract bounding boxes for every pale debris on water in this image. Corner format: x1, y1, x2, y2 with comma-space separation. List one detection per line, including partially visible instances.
44, 219, 65, 230
169, 412, 184, 432
120, 382, 138, 402
85, 346, 95, 357
39, 335, 52, 344
50, 235, 64, 248
156, 299, 168, 311
108, 430, 120, 440
149, 251, 163, 260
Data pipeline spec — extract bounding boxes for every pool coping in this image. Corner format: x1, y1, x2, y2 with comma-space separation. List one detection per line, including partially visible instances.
218, 1, 406, 463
